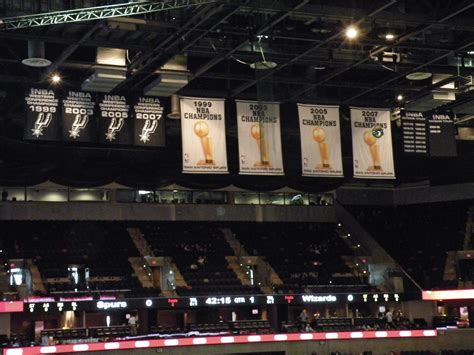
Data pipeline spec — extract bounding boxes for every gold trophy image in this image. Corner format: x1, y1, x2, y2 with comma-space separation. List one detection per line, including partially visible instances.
312, 127, 330, 169
194, 120, 214, 165
363, 129, 382, 171
251, 123, 271, 167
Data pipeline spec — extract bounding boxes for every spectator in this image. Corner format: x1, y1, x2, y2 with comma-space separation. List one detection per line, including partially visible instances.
386, 309, 394, 328
128, 314, 138, 336
298, 309, 309, 330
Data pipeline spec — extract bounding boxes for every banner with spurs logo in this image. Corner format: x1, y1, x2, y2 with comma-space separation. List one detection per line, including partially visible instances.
24, 87, 60, 141
133, 96, 165, 147
180, 97, 228, 174
98, 94, 132, 145
62, 90, 97, 142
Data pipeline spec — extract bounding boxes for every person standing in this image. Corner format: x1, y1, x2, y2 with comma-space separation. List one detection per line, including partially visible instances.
128, 314, 138, 336
298, 309, 309, 331
386, 309, 394, 329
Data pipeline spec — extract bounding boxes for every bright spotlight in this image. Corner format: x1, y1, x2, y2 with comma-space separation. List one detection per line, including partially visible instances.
345, 26, 358, 39
51, 74, 61, 83
397, 94, 403, 101
385, 33, 395, 40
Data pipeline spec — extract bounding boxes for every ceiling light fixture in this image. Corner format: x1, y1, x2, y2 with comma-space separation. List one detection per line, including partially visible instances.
345, 26, 358, 39
405, 72, 432, 81
385, 33, 395, 40
51, 74, 61, 83
397, 94, 403, 101
250, 37, 277, 70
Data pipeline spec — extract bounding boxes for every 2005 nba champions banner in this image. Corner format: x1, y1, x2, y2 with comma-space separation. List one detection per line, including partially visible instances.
350, 107, 395, 179
236, 100, 284, 175
297, 104, 343, 177
180, 97, 228, 174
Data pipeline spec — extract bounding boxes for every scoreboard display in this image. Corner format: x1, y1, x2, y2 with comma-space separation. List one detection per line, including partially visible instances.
24, 292, 402, 313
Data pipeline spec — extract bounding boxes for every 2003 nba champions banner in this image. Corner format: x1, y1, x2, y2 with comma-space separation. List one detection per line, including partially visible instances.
180, 97, 228, 174
236, 100, 284, 175
297, 104, 343, 177
350, 107, 395, 179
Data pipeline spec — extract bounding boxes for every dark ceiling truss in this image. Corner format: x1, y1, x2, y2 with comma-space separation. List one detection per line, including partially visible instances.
192, 0, 312, 79
229, 0, 399, 98
118, 2, 237, 92
0, 0, 473, 107
285, 0, 474, 102
342, 40, 474, 104
0, 0, 217, 30
39, 22, 103, 82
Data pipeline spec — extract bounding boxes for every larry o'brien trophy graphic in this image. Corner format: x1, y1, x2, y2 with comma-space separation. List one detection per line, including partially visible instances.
194, 120, 214, 165
363, 127, 384, 171
251, 123, 271, 167
312, 127, 330, 169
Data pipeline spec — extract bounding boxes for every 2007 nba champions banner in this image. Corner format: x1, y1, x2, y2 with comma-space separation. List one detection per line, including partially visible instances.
350, 107, 395, 179
236, 100, 284, 175
297, 104, 343, 177
180, 97, 228, 174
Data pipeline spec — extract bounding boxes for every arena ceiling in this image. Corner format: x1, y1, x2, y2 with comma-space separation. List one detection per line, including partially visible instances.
0, 0, 473, 188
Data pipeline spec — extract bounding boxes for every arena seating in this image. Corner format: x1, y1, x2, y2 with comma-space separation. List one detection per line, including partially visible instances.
0, 221, 156, 296
140, 223, 260, 295
231, 222, 371, 293
352, 202, 470, 289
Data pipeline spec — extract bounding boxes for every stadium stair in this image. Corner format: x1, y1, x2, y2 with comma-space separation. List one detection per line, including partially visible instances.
128, 257, 154, 288
462, 207, 473, 250
26, 259, 46, 294
335, 203, 413, 293
127, 227, 154, 257
223, 228, 249, 257
225, 256, 252, 286
443, 251, 458, 285
223, 228, 283, 292
169, 262, 187, 288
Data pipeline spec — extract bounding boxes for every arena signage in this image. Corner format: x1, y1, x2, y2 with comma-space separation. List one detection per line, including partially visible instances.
301, 294, 337, 303
20, 292, 403, 313
96, 301, 128, 310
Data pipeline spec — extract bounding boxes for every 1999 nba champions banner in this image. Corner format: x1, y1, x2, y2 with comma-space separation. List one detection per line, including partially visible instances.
236, 100, 284, 175
350, 107, 395, 179
297, 104, 343, 177
180, 97, 228, 174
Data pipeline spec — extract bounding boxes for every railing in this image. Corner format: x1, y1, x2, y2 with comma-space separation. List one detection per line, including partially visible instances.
0, 187, 334, 207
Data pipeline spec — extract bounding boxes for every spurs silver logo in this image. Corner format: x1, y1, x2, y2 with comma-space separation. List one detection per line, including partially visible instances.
105, 117, 124, 141
32, 112, 53, 138
139, 119, 158, 143
69, 114, 89, 139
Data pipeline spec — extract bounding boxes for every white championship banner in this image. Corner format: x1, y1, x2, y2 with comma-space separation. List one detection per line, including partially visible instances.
236, 100, 284, 175
180, 97, 228, 174
350, 107, 395, 179
298, 104, 343, 177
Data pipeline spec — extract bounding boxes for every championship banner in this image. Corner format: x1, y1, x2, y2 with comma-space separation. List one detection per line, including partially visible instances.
62, 91, 97, 142
133, 97, 165, 147
180, 97, 228, 174
236, 100, 284, 175
24, 87, 60, 141
98, 94, 132, 145
350, 107, 395, 179
297, 104, 343, 177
